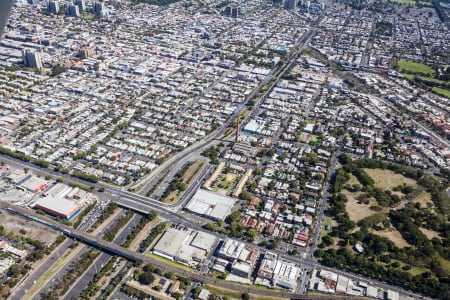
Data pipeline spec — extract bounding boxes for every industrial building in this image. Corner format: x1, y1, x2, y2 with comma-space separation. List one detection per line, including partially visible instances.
231, 261, 252, 278
184, 189, 237, 221
243, 119, 263, 135
256, 251, 278, 284
20, 176, 47, 193
272, 258, 299, 290
34, 197, 82, 221
7, 170, 31, 185
0, 241, 27, 259
31, 182, 94, 221
152, 228, 217, 267
6, 170, 47, 193
217, 238, 260, 279
217, 238, 246, 261
254, 251, 299, 290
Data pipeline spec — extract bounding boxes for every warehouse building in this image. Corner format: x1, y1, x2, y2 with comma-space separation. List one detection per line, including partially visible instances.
217, 239, 260, 279
7, 170, 31, 185
217, 238, 246, 261
34, 197, 82, 221
20, 175, 47, 193
272, 259, 299, 290
152, 228, 217, 267
184, 189, 237, 221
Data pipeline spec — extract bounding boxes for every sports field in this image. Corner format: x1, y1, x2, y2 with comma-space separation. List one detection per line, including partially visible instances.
397, 60, 433, 76
432, 87, 450, 99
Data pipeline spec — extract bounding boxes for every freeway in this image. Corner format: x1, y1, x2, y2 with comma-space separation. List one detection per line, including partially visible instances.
2, 197, 425, 299
9, 208, 127, 300
9, 239, 76, 300
0, 23, 317, 220
2, 203, 306, 298
130, 22, 315, 197
63, 214, 142, 300
0, 17, 426, 300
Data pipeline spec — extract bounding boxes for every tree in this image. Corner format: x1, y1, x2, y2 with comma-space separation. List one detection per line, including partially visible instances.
239, 191, 251, 201
208, 294, 220, 300
193, 286, 202, 298
152, 285, 162, 291
51, 64, 66, 76
138, 272, 155, 285
241, 292, 250, 300
247, 229, 258, 242
226, 211, 241, 224
321, 235, 334, 247
149, 210, 157, 220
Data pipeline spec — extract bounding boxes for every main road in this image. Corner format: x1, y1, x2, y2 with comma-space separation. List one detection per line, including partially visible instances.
129, 25, 316, 196
0, 17, 424, 299
62, 214, 142, 300
3, 201, 423, 300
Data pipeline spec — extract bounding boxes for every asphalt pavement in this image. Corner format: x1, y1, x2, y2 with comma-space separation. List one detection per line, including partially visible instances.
63, 214, 142, 300
10, 238, 74, 300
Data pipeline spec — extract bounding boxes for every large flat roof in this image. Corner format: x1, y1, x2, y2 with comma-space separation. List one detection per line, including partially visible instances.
190, 231, 217, 252
152, 228, 190, 258
21, 176, 47, 191
34, 197, 81, 218
185, 189, 236, 221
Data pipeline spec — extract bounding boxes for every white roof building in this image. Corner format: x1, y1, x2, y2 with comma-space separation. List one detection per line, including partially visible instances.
217, 238, 246, 261
185, 189, 237, 221
272, 259, 299, 290
152, 228, 211, 267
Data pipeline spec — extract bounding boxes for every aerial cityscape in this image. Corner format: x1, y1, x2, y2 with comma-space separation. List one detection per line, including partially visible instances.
0, 0, 449, 299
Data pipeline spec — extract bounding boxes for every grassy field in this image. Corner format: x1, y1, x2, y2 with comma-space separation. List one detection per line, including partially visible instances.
205, 285, 288, 300
162, 160, 204, 203
372, 228, 410, 248
432, 87, 450, 99
364, 168, 416, 189
419, 227, 441, 240
435, 255, 450, 276
183, 160, 205, 182
346, 173, 360, 186
223, 127, 234, 138
128, 217, 160, 251
397, 60, 433, 76
146, 253, 195, 272
22, 243, 85, 300
388, 0, 432, 5
216, 173, 237, 191
343, 170, 416, 248
414, 191, 433, 209
344, 191, 379, 222
387, 0, 416, 5
309, 136, 319, 143
82, 13, 97, 21
415, 76, 445, 85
